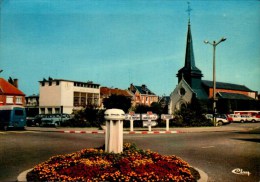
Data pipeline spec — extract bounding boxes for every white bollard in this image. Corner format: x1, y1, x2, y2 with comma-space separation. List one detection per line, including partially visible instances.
166, 119, 169, 131
130, 119, 134, 132
104, 109, 125, 153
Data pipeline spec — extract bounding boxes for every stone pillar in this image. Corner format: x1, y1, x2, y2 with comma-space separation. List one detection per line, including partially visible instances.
104, 109, 125, 153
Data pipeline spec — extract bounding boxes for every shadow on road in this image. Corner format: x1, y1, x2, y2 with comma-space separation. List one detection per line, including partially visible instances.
235, 127, 260, 134
232, 138, 260, 143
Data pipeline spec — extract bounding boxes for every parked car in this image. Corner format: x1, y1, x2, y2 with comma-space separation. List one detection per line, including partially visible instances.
205, 114, 230, 126
33, 114, 45, 126
41, 114, 71, 127
228, 114, 243, 123
241, 115, 259, 123
26, 116, 36, 126
228, 114, 260, 123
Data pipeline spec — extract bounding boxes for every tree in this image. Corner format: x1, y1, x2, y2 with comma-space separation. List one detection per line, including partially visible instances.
150, 102, 163, 115
173, 94, 212, 127
103, 94, 132, 113
134, 104, 150, 113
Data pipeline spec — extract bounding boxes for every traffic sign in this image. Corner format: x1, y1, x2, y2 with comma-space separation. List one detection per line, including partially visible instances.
125, 114, 141, 120
143, 121, 158, 127
161, 114, 173, 120
141, 112, 158, 120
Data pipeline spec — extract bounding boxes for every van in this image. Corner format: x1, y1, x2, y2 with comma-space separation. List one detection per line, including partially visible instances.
0, 105, 26, 130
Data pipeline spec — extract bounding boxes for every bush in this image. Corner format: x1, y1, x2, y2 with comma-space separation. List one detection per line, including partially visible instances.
171, 108, 213, 127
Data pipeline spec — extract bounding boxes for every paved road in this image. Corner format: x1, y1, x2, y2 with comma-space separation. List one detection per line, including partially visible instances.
0, 123, 259, 182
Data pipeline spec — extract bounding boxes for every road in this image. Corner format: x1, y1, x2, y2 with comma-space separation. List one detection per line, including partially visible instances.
0, 123, 259, 182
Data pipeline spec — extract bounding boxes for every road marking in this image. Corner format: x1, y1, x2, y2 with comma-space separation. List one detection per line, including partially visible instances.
0, 131, 40, 134
201, 146, 215, 149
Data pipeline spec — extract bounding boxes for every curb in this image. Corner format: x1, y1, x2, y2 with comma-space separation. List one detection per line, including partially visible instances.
60, 130, 181, 134
195, 167, 208, 182
17, 167, 208, 182
17, 168, 33, 182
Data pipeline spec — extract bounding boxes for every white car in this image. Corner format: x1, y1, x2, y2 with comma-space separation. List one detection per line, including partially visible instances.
205, 114, 230, 126
241, 115, 259, 123
228, 114, 244, 123
228, 114, 259, 123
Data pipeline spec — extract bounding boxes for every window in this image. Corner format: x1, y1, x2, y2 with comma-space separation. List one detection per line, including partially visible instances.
15, 110, 24, 116
81, 93, 86, 106
6, 96, 13, 104
47, 108, 52, 114
55, 108, 60, 114
40, 108, 45, 114
179, 87, 186, 96
16, 96, 22, 104
56, 81, 60, 85
74, 92, 80, 106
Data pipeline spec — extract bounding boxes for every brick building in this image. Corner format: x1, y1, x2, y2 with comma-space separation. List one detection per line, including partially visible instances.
128, 84, 158, 106
0, 78, 26, 106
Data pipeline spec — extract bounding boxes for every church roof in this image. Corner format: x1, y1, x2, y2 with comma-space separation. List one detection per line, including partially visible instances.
202, 80, 253, 92
192, 88, 208, 100
217, 92, 254, 100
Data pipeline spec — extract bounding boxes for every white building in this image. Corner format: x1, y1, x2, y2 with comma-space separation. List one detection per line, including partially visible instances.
39, 78, 100, 114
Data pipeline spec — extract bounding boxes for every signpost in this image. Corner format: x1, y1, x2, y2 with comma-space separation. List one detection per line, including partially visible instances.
161, 114, 174, 131
125, 112, 140, 132
141, 111, 158, 132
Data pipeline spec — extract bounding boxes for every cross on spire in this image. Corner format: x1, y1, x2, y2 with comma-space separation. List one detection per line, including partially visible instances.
186, 2, 192, 23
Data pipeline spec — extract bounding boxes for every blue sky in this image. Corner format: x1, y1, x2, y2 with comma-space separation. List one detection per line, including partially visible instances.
0, 0, 259, 96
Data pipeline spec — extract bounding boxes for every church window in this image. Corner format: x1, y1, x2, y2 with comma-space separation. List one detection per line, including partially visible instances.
179, 87, 186, 96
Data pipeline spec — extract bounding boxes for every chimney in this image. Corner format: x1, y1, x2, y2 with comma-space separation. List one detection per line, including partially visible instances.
13, 79, 18, 88
141, 84, 146, 91
129, 83, 134, 91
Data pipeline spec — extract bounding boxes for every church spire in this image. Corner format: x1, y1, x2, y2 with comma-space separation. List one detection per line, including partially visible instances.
184, 20, 196, 70
176, 3, 203, 88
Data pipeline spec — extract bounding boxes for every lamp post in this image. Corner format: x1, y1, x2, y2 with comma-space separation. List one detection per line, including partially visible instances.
204, 37, 226, 126
0, 69, 3, 105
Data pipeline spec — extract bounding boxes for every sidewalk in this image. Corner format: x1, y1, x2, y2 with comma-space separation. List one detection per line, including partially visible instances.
25, 123, 259, 134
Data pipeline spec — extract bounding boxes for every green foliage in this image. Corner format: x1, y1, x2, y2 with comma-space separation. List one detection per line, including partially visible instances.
134, 102, 163, 115
61, 105, 104, 127
103, 94, 132, 113
134, 104, 150, 113
172, 95, 213, 127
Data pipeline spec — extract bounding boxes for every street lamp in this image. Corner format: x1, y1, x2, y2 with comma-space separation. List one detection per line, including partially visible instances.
204, 37, 226, 126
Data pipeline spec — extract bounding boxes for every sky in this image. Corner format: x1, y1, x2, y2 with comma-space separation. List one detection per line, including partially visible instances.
0, 0, 260, 96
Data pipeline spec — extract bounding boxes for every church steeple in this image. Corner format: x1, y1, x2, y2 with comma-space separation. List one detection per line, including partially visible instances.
176, 3, 203, 89
184, 20, 197, 70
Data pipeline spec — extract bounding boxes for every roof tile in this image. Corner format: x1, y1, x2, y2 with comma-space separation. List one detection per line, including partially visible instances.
0, 78, 25, 95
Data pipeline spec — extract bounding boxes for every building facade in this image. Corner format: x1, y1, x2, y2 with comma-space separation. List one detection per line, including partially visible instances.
25, 94, 40, 117
0, 78, 26, 106
39, 78, 100, 114
128, 84, 158, 106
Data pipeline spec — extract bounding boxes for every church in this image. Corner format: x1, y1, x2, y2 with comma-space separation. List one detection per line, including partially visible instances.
168, 19, 258, 115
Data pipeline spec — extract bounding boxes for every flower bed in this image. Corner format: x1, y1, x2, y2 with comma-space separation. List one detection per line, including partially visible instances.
27, 143, 197, 181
